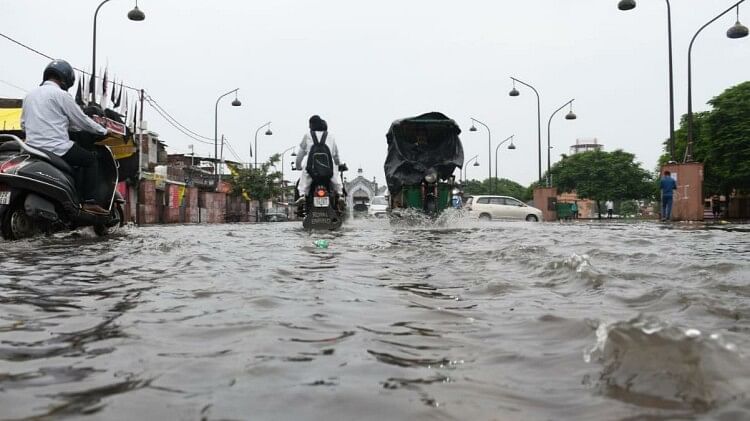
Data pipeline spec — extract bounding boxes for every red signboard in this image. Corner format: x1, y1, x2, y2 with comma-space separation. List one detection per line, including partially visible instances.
92, 115, 126, 135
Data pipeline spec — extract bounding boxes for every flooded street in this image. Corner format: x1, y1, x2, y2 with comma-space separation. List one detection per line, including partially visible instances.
1, 219, 750, 420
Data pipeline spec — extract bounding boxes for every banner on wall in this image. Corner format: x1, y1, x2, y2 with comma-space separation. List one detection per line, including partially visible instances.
169, 185, 186, 208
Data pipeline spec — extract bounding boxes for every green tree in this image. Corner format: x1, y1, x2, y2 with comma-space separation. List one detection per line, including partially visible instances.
547, 149, 654, 215
228, 154, 283, 202
463, 178, 531, 201
658, 81, 750, 197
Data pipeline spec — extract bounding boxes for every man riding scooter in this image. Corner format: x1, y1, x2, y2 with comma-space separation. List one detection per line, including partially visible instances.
294, 115, 344, 205
21, 59, 112, 215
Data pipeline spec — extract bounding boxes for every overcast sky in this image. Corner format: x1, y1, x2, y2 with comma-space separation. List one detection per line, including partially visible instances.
2, 0, 748, 186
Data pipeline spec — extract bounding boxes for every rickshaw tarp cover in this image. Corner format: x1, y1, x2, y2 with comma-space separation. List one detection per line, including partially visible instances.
384, 112, 464, 194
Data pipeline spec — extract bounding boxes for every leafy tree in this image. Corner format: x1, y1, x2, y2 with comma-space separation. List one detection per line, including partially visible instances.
547, 149, 654, 215
228, 154, 283, 203
658, 81, 750, 197
462, 178, 531, 201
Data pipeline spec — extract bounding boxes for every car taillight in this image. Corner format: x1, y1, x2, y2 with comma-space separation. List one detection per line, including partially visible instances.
315, 188, 327, 197
0, 156, 26, 173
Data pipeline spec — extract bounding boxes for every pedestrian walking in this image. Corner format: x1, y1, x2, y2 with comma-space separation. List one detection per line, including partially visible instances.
606, 200, 614, 219
571, 201, 578, 220
711, 194, 721, 221
660, 170, 678, 221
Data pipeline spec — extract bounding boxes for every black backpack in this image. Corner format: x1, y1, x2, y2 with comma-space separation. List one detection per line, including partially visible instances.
306, 130, 334, 179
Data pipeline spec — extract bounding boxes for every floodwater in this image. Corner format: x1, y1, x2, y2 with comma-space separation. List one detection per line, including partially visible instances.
1, 217, 749, 420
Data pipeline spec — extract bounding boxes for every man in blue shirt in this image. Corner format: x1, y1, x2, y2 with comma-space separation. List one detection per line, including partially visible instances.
660, 170, 678, 221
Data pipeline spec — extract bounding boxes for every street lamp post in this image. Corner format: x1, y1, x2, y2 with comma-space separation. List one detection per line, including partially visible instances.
253, 122, 273, 169
546, 99, 577, 186
462, 155, 480, 184
495, 135, 516, 194
280, 146, 296, 202
685, 0, 747, 162
618, 0, 676, 162
214, 88, 241, 186
91, 0, 144, 103
469, 118, 492, 185
509, 77, 543, 183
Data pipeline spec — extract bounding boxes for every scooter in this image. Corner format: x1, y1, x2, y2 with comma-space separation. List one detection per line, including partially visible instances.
294, 163, 348, 230
0, 133, 125, 240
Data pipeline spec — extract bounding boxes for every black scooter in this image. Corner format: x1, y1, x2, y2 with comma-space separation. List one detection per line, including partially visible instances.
0, 134, 125, 240
294, 163, 348, 230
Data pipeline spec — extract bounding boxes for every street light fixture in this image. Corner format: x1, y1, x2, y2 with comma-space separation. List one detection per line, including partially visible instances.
470, 117, 493, 184
728, 5, 750, 38
547, 99, 576, 186
509, 76, 542, 183
253, 122, 273, 169
91, 0, 145, 103
214, 88, 241, 185
685, 0, 747, 162
462, 154, 480, 184
494, 135, 516, 194
617, 0, 636, 11
127, 0, 145, 20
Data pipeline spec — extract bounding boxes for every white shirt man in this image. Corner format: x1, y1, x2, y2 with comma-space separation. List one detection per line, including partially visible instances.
21, 81, 108, 156
295, 130, 343, 196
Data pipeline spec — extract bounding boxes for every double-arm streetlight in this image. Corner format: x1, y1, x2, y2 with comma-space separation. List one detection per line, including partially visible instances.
253, 122, 273, 169
509, 77, 542, 183
91, 0, 145, 103
214, 89, 241, 182
618, 0, 676, 161
495, 135, 516, 194
685, 1, 747, 162
469, 118, 492, 183
462, 155, 480, 184
618, 0, 748, 162
547, 99, 577, 186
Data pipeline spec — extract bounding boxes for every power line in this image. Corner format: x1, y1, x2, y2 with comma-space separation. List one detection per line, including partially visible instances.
0, 31, 141, 93
0, 79, 28, 93
145, 94, 214, 141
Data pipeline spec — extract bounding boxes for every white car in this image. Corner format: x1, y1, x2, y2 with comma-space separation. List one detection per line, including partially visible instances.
368, 196, 388, 218
466, 195, 542, 222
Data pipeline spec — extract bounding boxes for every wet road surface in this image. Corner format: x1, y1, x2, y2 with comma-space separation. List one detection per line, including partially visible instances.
1, 217, 750, 420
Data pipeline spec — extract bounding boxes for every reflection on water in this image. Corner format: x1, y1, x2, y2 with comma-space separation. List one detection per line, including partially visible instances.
1, 219, 749, 420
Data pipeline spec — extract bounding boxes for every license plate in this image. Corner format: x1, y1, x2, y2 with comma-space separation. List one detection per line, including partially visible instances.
0, 191, 10, 205
313, 196, 330, 208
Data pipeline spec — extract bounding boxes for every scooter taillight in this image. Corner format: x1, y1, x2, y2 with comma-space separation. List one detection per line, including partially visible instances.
0, 156, 26, 173
316, 188, 327, 197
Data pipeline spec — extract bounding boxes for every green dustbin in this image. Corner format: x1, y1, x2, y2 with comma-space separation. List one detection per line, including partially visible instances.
556, 202, 573, 219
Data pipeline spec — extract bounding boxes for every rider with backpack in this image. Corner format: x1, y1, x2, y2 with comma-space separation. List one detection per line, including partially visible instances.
295, 115, 343, 203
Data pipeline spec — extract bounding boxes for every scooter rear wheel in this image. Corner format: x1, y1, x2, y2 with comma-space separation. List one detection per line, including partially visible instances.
1, 197, 36, 240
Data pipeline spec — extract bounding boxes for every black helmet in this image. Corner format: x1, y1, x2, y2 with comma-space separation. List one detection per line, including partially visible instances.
42, 59, 76, 91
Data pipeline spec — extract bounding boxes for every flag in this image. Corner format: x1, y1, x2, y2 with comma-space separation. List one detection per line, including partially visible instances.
114, 81, 123, 110
75, 73, 84, 106
100, 67, 109, 109
132, 101, 138, 131
122, 94, 129, 123
110, 77, 117, 107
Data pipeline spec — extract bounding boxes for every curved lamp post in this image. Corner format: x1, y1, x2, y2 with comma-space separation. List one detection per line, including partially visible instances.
462, 154, 480, 184
280, 145, 296, 202
685, 0, 747, 162
253, 122, 273, 169
618, 0, 676, 162
91, 0, 145, 103
509, 77, 542, 183
214, 89, 241, 183
495, 135, 516, 194
547, 99, 577, 186
469, 118, 493, 185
